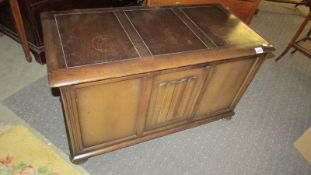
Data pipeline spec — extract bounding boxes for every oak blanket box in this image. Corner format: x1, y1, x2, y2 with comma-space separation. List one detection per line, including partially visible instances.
41, 4, 274, 163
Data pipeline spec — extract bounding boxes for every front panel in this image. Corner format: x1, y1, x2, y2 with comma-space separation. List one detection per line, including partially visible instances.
74, 77, 142, 148
195, 58, 255, 118
145, 67, 207, 131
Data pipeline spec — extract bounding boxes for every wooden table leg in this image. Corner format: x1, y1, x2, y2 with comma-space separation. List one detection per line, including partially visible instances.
275, 8, 311, 61
9, 0, 32, 62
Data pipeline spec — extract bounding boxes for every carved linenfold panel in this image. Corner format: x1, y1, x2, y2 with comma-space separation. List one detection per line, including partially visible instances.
153, 76, 196, 125
145, 68, 206, 131
174, 77, 198, 119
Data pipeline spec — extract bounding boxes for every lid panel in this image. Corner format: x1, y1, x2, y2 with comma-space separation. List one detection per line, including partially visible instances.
42, 5, 274, 87
55, 12, 139, 67
181, 6, 261, 47
125, 9, 207, 55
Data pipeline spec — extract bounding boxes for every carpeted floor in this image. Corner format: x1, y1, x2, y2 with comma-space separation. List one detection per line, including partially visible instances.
3, 2, 311, 175
0, 124, 88, 175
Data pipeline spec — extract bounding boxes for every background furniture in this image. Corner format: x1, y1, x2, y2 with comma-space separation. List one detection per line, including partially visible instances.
42, 4, 274, 163
147, 0, 262, 24
271, 0, 311, 61
291, 29, 311, 56
0, 0, 142, 64
8, 0, 32, 62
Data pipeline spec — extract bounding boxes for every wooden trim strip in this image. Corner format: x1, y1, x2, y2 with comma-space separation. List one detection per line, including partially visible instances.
114, 11, 152, 57
41, 13, 66, 70
60, 87, 84, 157
173, 8, 216, 48
123, 11, 153, 56
187, 66, 211, 121
48, 47, 274, 88
191, 65, 214, 119
29, 0, 48, 7
136, 74, 153, 136
53, 15, 68, 67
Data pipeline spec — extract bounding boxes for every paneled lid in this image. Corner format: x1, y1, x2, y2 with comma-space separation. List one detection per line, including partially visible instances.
42, 4, 274, 87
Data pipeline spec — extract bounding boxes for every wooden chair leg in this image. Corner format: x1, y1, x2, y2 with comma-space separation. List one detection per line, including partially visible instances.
291, 49, 297, 54
9, 0, 32, 62
275, 9, 311, 61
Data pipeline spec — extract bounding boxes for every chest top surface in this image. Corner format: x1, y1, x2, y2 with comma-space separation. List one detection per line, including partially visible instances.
42, 4, 274, 87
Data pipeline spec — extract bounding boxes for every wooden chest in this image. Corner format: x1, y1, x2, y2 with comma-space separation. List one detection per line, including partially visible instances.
42, 4, 274, 163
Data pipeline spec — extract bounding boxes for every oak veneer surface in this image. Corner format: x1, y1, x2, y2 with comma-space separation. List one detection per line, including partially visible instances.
195, 58, 255, 117
42, 4, 274, 163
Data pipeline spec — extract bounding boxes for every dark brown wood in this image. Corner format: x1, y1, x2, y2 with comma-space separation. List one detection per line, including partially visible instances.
181, 6, 263, 46
292, 36, 311, 57
56, 12, 139, 67
42, 4, 274, 163
125, 8, 208, 54
0, 0, 141, 64
146, 0, 262, 24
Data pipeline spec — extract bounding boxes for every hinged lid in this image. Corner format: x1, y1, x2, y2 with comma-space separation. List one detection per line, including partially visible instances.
42, 4, 274, 87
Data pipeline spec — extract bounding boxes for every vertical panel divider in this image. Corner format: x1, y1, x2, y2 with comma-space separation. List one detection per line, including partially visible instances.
190, 65, 213, 120
60, 86, 84, 161
136, 73, 153, 136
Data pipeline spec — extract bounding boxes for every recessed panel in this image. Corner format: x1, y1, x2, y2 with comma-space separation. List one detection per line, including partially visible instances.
55, 13, 139, 67
76, 78, 141, 147
182, 6, 261, 47
125, 9, 206, 55
195, 58, 255, 117
146, 67, 206, 131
